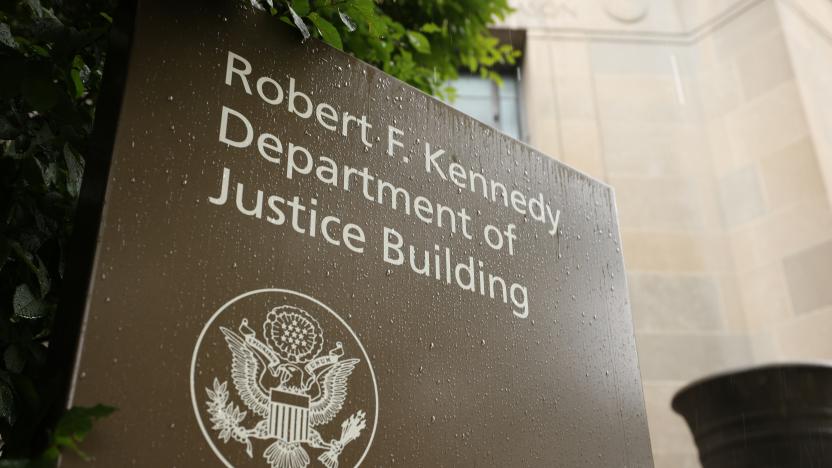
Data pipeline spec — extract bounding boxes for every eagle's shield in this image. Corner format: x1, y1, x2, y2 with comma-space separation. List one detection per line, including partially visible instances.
269, 388, 311, 443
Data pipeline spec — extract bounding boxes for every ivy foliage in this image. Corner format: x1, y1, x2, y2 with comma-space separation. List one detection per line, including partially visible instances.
0, 405, 115, 467
0, 0, 518, 460
261, 0, 521, 99
0, 0, 116, 459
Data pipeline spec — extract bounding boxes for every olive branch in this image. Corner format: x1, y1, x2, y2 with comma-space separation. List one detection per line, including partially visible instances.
205, 378, 254, 457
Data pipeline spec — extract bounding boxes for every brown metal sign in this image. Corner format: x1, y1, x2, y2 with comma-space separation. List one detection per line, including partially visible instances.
61, 1, 653, 466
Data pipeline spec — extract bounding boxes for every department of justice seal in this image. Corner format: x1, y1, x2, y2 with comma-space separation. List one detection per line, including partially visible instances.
190, 289, 377, 468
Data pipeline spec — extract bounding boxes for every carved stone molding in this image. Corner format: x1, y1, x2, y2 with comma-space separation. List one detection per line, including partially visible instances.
514, 0, 579, 20
603, 0, 649, 23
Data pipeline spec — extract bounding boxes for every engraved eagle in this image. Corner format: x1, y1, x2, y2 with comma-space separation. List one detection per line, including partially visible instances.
204, 306, 366, 468
221, 325, 359, 426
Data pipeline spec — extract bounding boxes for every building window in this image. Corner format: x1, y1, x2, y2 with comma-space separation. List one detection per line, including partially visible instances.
447, 72, 523, 141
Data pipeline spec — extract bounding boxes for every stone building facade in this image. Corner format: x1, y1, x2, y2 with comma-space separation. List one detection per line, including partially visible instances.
494, 0, 832, 465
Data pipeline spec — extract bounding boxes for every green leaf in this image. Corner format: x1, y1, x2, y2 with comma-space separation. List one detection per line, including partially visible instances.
52, 405, 117, 459
99, 12, 113, 23
338, 10, 357, 32
55, 405, 115, 439
0, 380, 15, 425
11, 243, 51, 297
345, 1, 386, 38
63, 143, 84, 197
29, 43, 51, 58
406, 30, 431, 54
41, 162, 58, 186
419, 22, 442, 34
308, 13, 342, 50
290, 0, 310, 17
489, 70, 504, 86
34, 258, 52, 297
24, 0, 45, 19
0, 23, 18, 50
286, 6, 310, 41
69, 55, 86, 98
13, 284, 47, 320
365, 14, 387, 37
347, 0, 376, 20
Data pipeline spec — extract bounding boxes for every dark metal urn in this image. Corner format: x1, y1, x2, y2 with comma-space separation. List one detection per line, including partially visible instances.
672, 363, 832, 468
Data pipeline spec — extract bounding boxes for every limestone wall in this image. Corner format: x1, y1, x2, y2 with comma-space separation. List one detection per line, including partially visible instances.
503, 1, 832, 465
